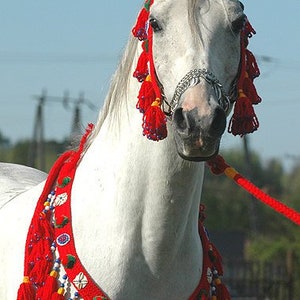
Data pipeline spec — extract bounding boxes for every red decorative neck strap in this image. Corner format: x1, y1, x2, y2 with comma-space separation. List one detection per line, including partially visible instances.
17, 124, 230, 299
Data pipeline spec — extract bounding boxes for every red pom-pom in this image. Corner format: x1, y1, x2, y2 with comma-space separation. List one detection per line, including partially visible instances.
132, 8, 149, 41
142, 99, 167, 141
133, 50, 149, 82
36, 271, 58, 299
215, 281, 231, 300
51, 288, 65, 300
136, 75, 156, 113
244, 19, 256, 38
17, 278, 36, 300
243, 75, 261, 105
228, 90, 259, 136
26, 213, 53, 287
246, 49, 260, 79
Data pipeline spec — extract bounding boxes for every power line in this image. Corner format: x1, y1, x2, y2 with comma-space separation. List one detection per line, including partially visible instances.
0, 51, 117, 64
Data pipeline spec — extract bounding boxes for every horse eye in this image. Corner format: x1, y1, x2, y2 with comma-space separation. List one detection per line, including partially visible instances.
231, 14, 246, 33
149, 18, 162, 32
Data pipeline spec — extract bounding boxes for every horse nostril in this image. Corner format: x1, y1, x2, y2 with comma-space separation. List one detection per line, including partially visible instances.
210, 107, 226, 136
173, 108, 195, 135
173, 106, 226, 137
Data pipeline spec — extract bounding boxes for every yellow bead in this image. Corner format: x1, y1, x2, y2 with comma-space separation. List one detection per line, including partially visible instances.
23, 276, 30, 283
151, 98, 161, 107
224, 167, 238, 179
58, 287, 65, 295
50, 270, 58, 278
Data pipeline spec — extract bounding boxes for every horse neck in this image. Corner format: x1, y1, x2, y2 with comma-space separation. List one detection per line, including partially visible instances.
73, 40, 205, 278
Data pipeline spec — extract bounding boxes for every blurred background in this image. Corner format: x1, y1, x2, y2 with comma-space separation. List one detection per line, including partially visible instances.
1, 1, 299, 298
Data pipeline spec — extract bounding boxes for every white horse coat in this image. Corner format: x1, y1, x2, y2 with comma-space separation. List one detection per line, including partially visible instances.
0, 0, 255, 299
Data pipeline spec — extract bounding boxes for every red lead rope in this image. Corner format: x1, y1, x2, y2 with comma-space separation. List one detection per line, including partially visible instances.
207, 155, 300, 226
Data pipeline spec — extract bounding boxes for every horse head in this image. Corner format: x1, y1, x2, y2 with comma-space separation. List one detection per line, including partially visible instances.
133, 0, 260, 161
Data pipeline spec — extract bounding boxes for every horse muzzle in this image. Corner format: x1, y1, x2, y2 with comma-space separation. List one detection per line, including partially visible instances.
169, 68, 231, 161
172, 105, 226, 162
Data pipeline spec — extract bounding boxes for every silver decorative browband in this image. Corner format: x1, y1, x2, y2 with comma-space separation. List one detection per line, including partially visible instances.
169, 69, 234, 114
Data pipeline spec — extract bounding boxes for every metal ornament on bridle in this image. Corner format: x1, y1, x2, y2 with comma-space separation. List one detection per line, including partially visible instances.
169, 68, 233, 115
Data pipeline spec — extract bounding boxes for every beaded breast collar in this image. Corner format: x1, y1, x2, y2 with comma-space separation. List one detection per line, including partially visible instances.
17, 124, 230, 300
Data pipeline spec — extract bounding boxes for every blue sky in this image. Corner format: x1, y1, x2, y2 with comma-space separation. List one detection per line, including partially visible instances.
1, 0, 300, 169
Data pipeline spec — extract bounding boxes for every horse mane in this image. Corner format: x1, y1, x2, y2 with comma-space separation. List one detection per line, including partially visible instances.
84, 35, 139, 150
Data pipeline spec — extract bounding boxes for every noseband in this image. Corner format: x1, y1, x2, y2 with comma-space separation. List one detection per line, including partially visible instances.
168, 68, 233, 115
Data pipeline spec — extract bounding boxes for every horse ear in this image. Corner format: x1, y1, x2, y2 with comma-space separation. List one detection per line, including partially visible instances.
239, 1, 244, 11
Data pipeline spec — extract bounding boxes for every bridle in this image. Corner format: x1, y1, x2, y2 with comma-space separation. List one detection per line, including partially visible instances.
160, 68, 238, 117
132, 0, 261, 141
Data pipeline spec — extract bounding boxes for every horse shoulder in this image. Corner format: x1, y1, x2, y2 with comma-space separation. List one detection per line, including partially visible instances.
0, 162, 47, 209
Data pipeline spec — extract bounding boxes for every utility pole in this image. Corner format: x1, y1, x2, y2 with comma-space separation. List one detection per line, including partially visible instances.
70, 92, 85, 140
28, 89, 46, 171
28, 90, 96, 171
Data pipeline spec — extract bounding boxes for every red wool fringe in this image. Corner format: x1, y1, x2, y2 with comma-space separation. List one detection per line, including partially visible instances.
245, 49, 260, 79
17, 278, 36, 300
242, 75, 261, 105
36, 271, 58, 299
215, 281, 231, 300
133, 49, 149, 82
228, 18, 261, 136
228, 90, 259, 136
51, 290, 65, 300
142, 99, 167, 141
136, 76, 156, 113
132, 0, 167, 141
132, 7, 149, 41
17, 125, 94, 300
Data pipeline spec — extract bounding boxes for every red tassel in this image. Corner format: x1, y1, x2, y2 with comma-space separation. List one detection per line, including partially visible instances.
228, 90, 259, 136
133, 49, 149, 82
246, 49, 260, 79
243, 74, 261, 105
17, 278, 36, 300
244, 19, 256, 38
51, 287, 65, 300
36, 270, 59, 299
136, 75, 156, 113
142, 98, 167, 141
27, 213, 53, 287
215, 280, 231, 300
132, 7, 149, 41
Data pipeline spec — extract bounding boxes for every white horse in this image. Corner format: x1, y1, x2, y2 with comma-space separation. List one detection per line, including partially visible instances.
0, 0, 255, 299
